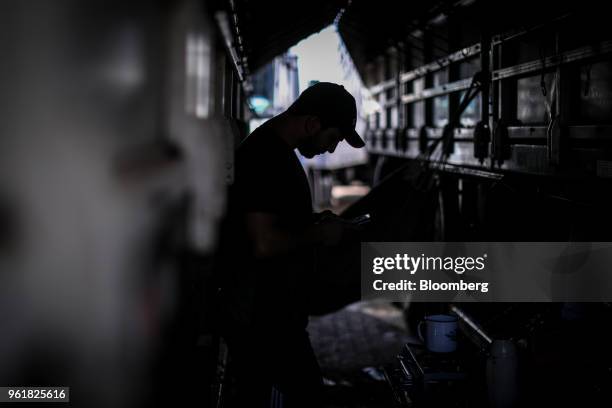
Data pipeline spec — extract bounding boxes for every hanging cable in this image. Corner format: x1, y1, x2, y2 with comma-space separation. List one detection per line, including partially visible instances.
421, 72, 483, 163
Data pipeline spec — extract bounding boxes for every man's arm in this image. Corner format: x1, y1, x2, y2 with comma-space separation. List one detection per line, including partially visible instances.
246, 212, 347, 258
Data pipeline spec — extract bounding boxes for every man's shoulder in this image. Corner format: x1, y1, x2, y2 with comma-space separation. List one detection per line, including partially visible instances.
236, 125, 293, 167
240, 124, 289, 153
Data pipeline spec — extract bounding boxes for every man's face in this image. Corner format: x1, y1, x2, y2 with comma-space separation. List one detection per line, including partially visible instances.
297, 127, 344, 159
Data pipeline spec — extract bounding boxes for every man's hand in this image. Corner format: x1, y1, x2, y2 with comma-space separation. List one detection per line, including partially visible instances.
246, 211, 363, 258
316, 216, 366, 246
316, 217, 347, 246
312, 210, 338, 224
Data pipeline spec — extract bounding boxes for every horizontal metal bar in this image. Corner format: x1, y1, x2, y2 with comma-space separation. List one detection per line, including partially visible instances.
491, 12, 571, 46
368, 140, 612, 179
400, 43, 481, 83
568, 125, 612, 140
401, 78, 473, 103
427, 127, 443, 138
367, 141, 489, 169
507, 126, 547, 139
382, 99, 398, 108
369, 79, 397, 95
368, 44, 481, 95
507, 125, 612, 140
434, 161, 500, 178
493, 40, 612, 81
370, 129, 476, 143
405, 128, 419, 138
384, 128, 397, 137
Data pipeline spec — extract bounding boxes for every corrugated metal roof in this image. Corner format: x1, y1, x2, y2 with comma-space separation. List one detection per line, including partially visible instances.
229, 0, 347, 71
220, 0, 580, 84
336, 0, 580, 82
337, 0, 473, 81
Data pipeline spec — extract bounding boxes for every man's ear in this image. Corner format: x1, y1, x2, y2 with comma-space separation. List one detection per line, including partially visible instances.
304, 115, 322, 136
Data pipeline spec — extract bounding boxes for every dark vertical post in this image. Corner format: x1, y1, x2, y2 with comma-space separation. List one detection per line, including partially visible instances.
479, 20, 491, 165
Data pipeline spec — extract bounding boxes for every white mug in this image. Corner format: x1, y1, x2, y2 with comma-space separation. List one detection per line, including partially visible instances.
418, 314, 458, 353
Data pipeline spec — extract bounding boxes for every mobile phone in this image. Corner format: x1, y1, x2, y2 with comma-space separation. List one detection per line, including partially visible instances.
350, 213, 371, 226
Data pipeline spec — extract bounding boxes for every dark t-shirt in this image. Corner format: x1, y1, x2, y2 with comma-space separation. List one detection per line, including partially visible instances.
219, 122, 314, 333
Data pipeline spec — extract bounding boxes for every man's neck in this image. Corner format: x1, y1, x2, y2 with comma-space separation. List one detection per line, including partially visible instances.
267, 112, 304, 149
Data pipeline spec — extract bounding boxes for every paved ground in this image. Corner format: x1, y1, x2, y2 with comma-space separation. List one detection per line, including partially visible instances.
308, 300, 418, 407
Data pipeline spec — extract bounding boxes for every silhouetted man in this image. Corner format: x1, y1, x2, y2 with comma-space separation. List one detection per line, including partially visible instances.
218, 82, 365, 407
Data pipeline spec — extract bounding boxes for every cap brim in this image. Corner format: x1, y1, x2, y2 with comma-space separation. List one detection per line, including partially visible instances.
345, 129, 365, 148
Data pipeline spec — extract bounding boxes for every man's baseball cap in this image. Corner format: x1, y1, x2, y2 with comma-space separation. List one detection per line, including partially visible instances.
287, 82, 365, 148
